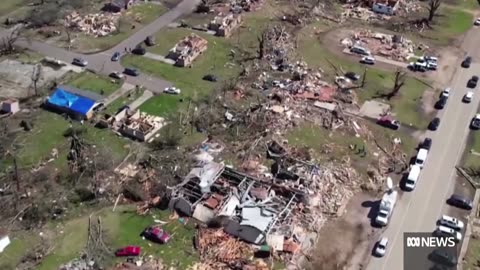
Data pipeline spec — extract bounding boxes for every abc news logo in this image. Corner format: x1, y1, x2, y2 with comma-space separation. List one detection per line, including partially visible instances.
406, 236, 456, 248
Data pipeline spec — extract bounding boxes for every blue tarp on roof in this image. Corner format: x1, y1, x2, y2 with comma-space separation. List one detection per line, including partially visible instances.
47, 88, 96, 116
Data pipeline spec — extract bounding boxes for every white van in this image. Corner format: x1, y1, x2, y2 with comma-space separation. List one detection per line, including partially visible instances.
415, 149, 428, 169
435, 225, 462, 242
351, 45, 370, 56
405, 165, 421, 190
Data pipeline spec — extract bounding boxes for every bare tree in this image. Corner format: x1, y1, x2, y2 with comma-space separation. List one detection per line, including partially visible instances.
63, 24, 73, 50
427, 0, 442, 22
1, 26, 22, 55
31, 64, 43, 96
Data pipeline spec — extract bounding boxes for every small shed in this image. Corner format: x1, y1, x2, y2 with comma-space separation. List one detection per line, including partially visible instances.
1, 99, 19, 114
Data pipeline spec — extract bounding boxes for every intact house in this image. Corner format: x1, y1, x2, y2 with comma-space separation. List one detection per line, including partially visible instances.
166, 33, 208, 67
44, 85, 105, 120
208, 13, 242, 37
370, 0, 400, 15
103, 0, 135, 13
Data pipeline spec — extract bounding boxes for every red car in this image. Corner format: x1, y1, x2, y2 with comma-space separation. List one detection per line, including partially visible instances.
115, 246, 141, 257
142, 226, 171, 244
377, 116, 400, 130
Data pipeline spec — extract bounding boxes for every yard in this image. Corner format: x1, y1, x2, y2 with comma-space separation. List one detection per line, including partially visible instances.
463, 231, 480, 268
0, 0, 28, 18
68, 71, 122, 96
462, 131, 480, 168
105, 88, 145, 115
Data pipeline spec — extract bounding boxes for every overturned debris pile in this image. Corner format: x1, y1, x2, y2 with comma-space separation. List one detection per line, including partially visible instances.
58, 255, 98, 270
261, 25, 294, 71
64, 11, 120, 37
195, 228, 252, 269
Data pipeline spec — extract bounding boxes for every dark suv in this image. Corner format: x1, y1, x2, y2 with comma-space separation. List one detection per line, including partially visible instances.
420, 137, 432, 150
429, 249, 457, 267
447, 194, 473, 210
468, 76, 479, 88
123, 68, 139, 76
435, 97, 447, 110
462, 56, 472, 68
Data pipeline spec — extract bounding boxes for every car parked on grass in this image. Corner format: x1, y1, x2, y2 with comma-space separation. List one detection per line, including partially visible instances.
429, 249, 457, 267
164, 87, 181, 95
420, 137, 432, 151
345, 72, 360, 81
374, 237, 388, 257
124, 67, 139, 76
142, 226, 171, 244
203, 74, 218, 82
111, 52, 121, 61
377, 116, 400, 130
447, 194, 473, 210
72, 57, 88, 67
110, 71, 125, 79
463, 91, 474, 103
435, 97, 447, 110
468, 76, 479, 88
145, 36, 155, 46
115, 246, 141, 257
360, 56, 375, 65
428, 117, 440, 131
462, 56, 472, 68
438, 215, 464, 231
471, 114, 480, 129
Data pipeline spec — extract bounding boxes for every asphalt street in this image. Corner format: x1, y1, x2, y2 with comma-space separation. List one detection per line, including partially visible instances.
367, 28, 480, 270
4, 0, 202, 94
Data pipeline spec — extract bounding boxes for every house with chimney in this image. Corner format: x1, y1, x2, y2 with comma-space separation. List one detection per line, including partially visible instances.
166, 33, 208, 67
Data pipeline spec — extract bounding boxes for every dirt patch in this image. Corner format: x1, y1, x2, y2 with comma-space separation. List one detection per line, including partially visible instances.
306, 192, 381, 270
420, 88, 437, 116
426, 46, 462, 88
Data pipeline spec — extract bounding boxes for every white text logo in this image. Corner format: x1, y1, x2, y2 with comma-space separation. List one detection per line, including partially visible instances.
406, 237, 456, 248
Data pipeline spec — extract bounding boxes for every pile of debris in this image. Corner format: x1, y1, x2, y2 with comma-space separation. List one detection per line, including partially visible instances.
195, 228, 253, 269
58, 255, 98, 270
261, 25, 294, 71
341, 5, 383, 22
230, 0, 263, 13
341, 29, 415, 61
64, 11, 120, 37
109, 257, 165, 270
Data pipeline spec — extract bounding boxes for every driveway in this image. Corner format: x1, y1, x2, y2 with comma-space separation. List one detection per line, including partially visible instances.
366, 26, 480, 270
4, 0, 202, 94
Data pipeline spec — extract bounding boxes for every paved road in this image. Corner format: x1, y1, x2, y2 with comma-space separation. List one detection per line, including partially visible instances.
5, 0, 201, 94
366, 28, 480, 270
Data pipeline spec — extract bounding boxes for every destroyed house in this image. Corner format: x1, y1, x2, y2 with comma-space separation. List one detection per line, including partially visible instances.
103, 0, 135, 13
370, 0, 399, 15
112, 108, 165, 142
166, 33, 208, 67
45, 85, 104, 120
170, 164, 302, 245
208, 13, 242, 37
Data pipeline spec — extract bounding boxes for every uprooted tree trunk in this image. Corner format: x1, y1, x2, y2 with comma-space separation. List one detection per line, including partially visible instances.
427, 0, 442, 22
387, 69, 406, 100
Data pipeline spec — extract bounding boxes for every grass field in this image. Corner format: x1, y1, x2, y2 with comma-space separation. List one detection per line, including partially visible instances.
105, 89, 144, 114
463, 131, 480, 168
68, 72, 121, 96
419, 7, 473, 45
0, 0, 28, 17
463, 237, 480, 269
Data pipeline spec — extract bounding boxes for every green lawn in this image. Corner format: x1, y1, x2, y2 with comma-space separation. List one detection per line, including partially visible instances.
105, 89, 144, 114
122, 29, 241, 116
68, 72, 121, 96
445, 0, 479, 10
0, 0, 27, 17
463, 237, 480, 269
0, 231, 41, 269
32, 205, 198, 269
297, 23, 430, 129
463, 131, 480, 168
419, 7, 473, 45
75, 3, 167, 52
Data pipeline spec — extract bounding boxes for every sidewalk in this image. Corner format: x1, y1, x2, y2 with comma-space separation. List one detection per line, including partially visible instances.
128, 90, 153, 110
104, 82, 136, 106
144, 52, 175, 65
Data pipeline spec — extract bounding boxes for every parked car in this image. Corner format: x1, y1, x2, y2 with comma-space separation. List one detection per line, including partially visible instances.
464, 91, 474, 103
145, 36, 155, 46
462, 56, 472, 68
447, 194, 473, 210
132, 46, 146, 55
424, 56, 438, 63
429, 249, 457, 267
164, 87, 181, 95
43, 57, 66, 66
468, 75, 479, 88
72, 57, 88, 67
475, 18, 480, 26
377, 116, 400, 130
350, 45, 370, 56
427, 61, 437, 70
440, 88, 451, 98
438, 215, 464, 231
124, 67, 140, 76
428, 117, 441, 131
111, 52, 121, 61
142, 226, 171, 244
345, 72, 360, 81
471, 114, 480, 129
203, 74, 218, 82
110, 71, 125, 79
409, 61, 427, 72
420, 137, 432, 151
374, 237, 388, 257
435, 97, 447, 110
435, 225, 462, 242
115, 246, 141, 257
360, 56, 375, 65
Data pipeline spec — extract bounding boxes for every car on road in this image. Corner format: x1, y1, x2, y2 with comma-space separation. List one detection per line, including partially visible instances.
475, 18, 480, 26
464, 91, 474, 103
447, 194, 473, 210
435, 225, 462, 242
164, 87, 181, 95
435, 96, 447, 110
110, 71, 125, 80
203, 74, 218, 82
345, 72, 360, 81
360, 56, 375, 65
440, 88, 451, 98
429, 249, 457, 267
420, 137, 432, 151
468, 76, 479, 88
132, 46, 146, 55
377, 116, 400, 130
428, 117, 440, 131
123, 67, 139, 76
471, 114, 480, 129
438, 215, 464, 231
142, 226, 170, 244
72, 57, 88, 67
111, 52, 121, 61
462, 56, 472, 68
350, 45, 370, 56
374, 237, 388, 257
115, 246, 140, 257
